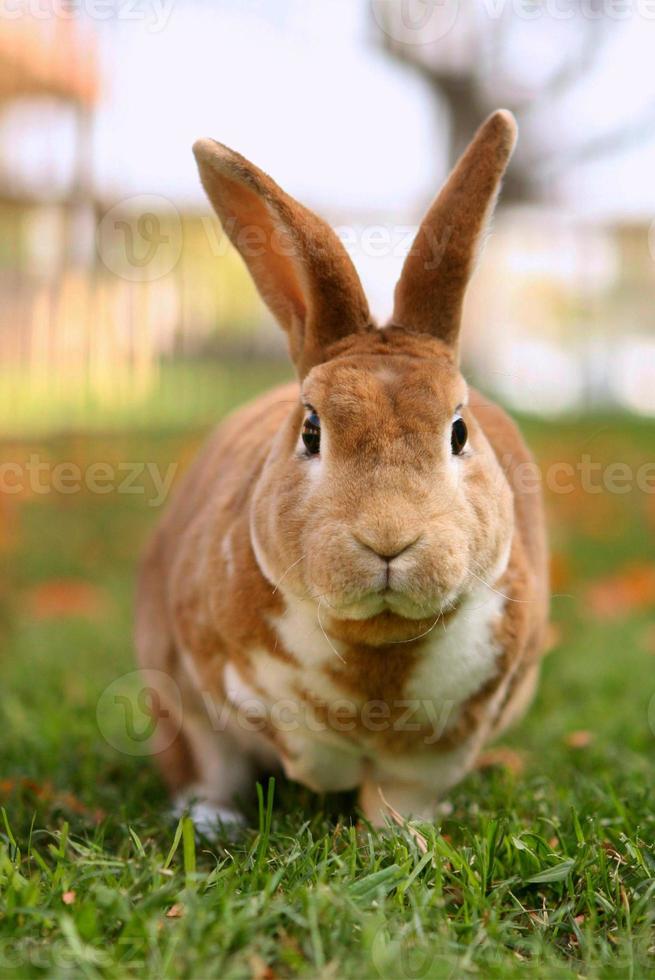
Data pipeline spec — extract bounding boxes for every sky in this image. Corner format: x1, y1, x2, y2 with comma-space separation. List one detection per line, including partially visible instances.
5, 0, 655, 222
96, 0, 439, 215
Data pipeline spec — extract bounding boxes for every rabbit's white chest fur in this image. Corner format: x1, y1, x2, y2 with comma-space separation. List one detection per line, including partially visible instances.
222, 584, 505, 792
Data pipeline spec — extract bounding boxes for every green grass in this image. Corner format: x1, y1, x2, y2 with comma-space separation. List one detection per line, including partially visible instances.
0, 366, 654, 978
0, 360, 293, 437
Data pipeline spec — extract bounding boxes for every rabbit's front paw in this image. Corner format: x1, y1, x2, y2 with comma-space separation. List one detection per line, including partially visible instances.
172, 788, 246, 838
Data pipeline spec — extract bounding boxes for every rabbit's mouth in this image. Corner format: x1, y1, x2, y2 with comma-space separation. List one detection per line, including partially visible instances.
380, 587, 461, 622
383, 587, 448, 613
325, 583, 462, 625
320, 590, 465, 647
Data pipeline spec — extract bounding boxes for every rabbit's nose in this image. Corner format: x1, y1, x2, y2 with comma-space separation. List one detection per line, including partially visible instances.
354, 534, 420, 563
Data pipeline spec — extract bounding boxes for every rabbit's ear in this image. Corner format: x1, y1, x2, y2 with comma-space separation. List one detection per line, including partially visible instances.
392, 110, 517, 350
193, 140, 371, 378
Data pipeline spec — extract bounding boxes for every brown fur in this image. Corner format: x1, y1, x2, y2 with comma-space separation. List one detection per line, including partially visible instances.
393, 110, 517, 346
136, 111, 549, 826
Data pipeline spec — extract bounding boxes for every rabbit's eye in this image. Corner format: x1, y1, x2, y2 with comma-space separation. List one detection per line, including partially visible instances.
302, 411, 321, 455
451, 416, 468, 455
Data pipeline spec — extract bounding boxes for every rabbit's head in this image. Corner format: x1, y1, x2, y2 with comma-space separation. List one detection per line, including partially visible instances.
194, 112, 517, 640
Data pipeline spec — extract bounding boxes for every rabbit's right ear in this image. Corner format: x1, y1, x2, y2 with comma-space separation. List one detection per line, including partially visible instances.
392, 110, 517, 351
193, 140, 371, 379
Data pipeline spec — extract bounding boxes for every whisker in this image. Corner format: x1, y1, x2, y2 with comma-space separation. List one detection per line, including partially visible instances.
465, 566, 533, 604
272, 553, 306, 595
305, 589, 333, 602
317, 598, 346, 664
393, 613, 443, 644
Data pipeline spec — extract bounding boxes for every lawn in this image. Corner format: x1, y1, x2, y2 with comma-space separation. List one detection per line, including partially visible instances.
0, 362, 653, 978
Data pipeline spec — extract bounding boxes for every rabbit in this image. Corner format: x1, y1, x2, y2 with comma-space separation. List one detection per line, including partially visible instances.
135, 110, 549, 831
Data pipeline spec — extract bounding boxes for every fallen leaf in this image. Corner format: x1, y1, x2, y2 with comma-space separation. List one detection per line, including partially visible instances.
24, 579, 110, 621
565, 730, 594, 749
476, 747, 526, 775
166, 904, 184, 919
62, 891, 76, 905
249, 955, 277, 980
585, 563, 655, 620
601, 841, 625, 864
0, 777, 105, 822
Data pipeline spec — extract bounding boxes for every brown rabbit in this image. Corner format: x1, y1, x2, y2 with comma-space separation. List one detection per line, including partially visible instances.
135, 110, 549, 830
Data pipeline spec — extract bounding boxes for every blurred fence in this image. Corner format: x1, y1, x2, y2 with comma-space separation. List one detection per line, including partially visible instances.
1, 3, 655, 433
3, 193, 655, 431
0, 197, 278, 431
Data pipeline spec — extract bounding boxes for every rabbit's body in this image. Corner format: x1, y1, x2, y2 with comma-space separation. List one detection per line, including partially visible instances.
136, 111, 549, 827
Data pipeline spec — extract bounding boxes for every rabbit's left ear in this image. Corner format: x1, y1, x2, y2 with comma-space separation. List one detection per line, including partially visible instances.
392, 110, 517, 350
193, 140, 371, 379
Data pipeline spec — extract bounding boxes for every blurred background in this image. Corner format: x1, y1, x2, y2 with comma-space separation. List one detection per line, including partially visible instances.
2, 0, 655, 429
0, 0, 654, 838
